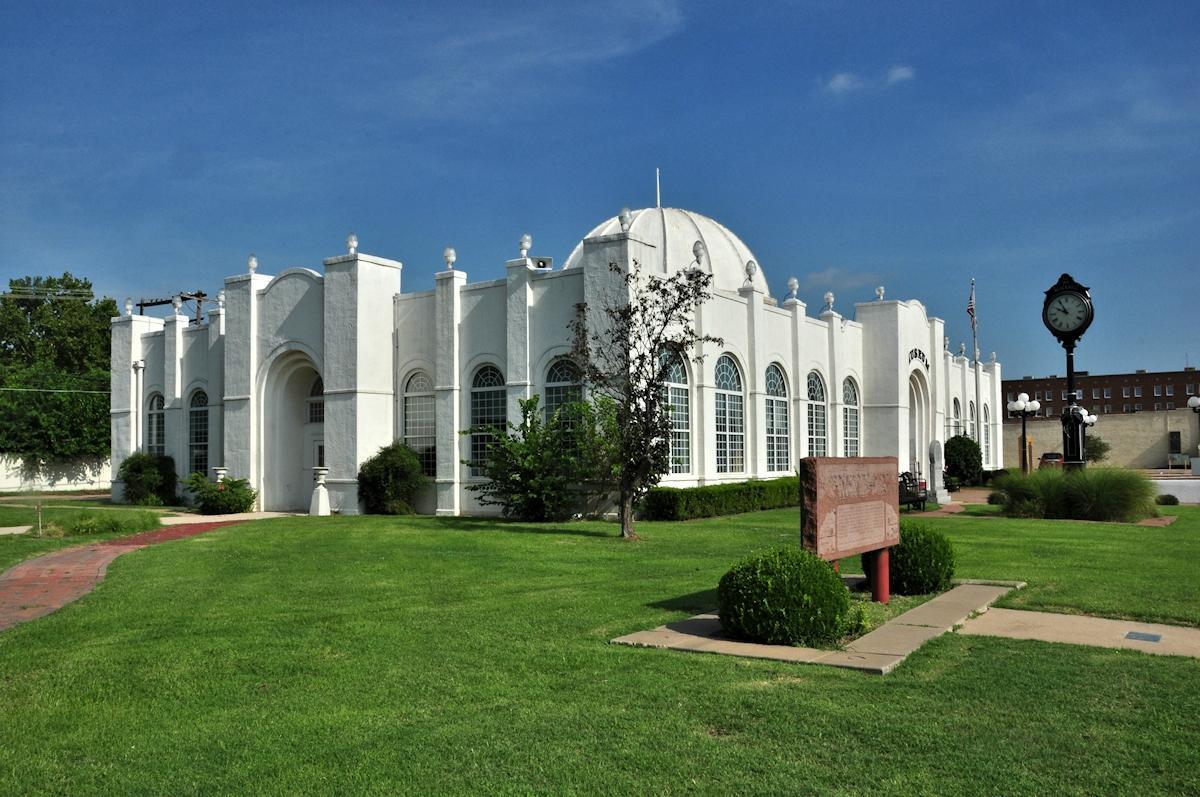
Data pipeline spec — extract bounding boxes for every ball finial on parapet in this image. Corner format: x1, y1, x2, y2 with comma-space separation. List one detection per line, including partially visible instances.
346, 233, 358, 255
217, 290, 226, 310
172, 295, 182, 313
124, 297, 133, 316
744, 260, 757, 286
692, 240, 706, 268
519, 233, 532, 258
787, 276, 799, 300
876, 286, 885, 301
823, 291, 835, 312
443, 246, 457, 269
248, 254, 258, 274
618, 207, 632, 233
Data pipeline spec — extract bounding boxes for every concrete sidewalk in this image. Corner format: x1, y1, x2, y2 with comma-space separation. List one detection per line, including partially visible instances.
613, 580, 1021, 675
959, 608, 1200, 658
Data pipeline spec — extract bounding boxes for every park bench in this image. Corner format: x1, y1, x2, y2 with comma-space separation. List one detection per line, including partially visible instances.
898, 472, 928, 512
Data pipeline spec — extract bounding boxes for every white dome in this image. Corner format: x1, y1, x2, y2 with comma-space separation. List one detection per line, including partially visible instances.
562, 207, 770, 296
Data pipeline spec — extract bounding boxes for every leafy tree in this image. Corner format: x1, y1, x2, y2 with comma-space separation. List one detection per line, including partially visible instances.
569, 259, 721, 539
944, 434, 983, 486
468, 395, 616, 521
1084, 432, 1110, 464
0, 274, 116, 471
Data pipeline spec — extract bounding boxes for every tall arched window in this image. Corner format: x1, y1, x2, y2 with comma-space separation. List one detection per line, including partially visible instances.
543, 359, 582, 420
188, 391, 209, 476
807, 371, 827, 457
842, 378, 860, 457
661, 351, 690, 474
968, 401, 977, 441
147, 394, 165, 456
765, 364, 789, 471
952, 398, 962, 436
983, 404, 991, 465
308, 378, 324, 424
470, 365, 506, 477
714, 355, 744, 473
404, 371, 436, 476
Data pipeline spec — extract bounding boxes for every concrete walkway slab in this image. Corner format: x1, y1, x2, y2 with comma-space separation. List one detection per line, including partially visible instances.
0, 526, 31, 536
959, 608, 1200, 658
612, 581, 1021, 675
888, 584, 1012, 631
158, 511, 296, 526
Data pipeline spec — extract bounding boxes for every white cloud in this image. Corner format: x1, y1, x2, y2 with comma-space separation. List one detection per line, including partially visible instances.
887, 64, 915, 84
823, 64, 915, 95
825, 72, 864, 94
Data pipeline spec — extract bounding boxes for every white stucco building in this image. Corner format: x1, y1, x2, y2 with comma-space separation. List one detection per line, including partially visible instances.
110, 206, 1002, 514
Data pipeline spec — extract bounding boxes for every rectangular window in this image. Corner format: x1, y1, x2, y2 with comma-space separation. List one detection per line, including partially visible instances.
1045, 407, 1054, 417
1061, 390, 1068, 401
1154, 403, 1162, 411
714, 392, 744, 473
1166, 385, 1174, 396
404, 393, 437, 477
470, 388, 507, 477
189, 408, 208, 476
1034, 390, 1041, 400
1154, 385, 1162, 396
1134, 386, 1143, 397
1104, 388, 1112, 399
1135, 403, 1143, 411
1092, 388, 1100, 399
668, 385, 690, 473
1188, 383, 1196, 395
1167, 402, 1175, 410
148, 412, 165, 456
808, 403, 827, 458
1123, 387, 1131, 398
765, 397, 789, 472
1104, 405, 1112, 414
843, 406, 860, 458
1006, 392, 1014, 401
1123, 404, 1130, 413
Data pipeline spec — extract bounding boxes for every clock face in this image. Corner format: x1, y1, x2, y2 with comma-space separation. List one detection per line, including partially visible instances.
1045, 292, 1089, 333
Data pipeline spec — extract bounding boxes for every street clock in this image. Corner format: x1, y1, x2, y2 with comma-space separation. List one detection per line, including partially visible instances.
1042, 273, 1094, 348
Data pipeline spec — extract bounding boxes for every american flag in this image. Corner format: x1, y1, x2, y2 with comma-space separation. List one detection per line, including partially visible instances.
966, 279, 976, 332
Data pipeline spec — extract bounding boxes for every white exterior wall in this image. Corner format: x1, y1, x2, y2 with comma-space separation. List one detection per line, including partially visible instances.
112, 209, 1004, 514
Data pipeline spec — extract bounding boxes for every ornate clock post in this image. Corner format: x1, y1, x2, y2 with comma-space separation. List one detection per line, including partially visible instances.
1042, 274, 1095, 471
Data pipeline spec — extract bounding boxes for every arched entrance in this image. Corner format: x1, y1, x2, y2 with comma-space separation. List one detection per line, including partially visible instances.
908, 370, 931, 476
260, 350, 323, 511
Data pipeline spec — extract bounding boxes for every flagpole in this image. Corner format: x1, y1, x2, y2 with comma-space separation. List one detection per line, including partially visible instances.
970, 278, 984, 454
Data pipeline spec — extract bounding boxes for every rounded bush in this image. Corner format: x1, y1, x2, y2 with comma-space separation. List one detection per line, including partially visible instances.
186, 473, 257, 514
358, 442, 428, 515
986, 490, 1005, 505
889, 521, 955, 595
1156, 493, 1179, 506
718, 546, 852, 647
945, 435, 983, 486
117, 452, 178, 506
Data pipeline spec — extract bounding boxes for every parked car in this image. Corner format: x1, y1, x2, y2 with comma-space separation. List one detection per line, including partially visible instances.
1038, 452, 1064, 470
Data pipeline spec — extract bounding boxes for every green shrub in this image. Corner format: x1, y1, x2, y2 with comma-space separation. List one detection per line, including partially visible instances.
117, 452, 178, 506
983, 468, 1010, 485
945, 435, 983, 486
640, 477, 799, 521
944, 475, 961, 492
889, 521, 955, 595
467, 397, 615, 521
993, 468, 1157, 522
359, 442, 429, 515
185, 473, 257, 515
46, 509, 161, 537
987, 490, 1005, 505
718, 546, 854, 647
1156, 494, 1179, 506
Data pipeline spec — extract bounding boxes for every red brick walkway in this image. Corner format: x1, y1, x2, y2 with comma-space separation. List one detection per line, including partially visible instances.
0, 521, 241, 633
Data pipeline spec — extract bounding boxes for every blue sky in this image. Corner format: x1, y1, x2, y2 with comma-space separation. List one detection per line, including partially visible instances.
2, 0, 1197, 378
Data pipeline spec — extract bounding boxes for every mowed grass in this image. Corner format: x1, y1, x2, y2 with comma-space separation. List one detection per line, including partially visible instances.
0, 499, 173, 572
0, 509, 1198, 795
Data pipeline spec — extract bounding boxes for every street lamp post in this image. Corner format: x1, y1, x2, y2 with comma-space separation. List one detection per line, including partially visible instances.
1189, 396, 1200, 474
1007, 393, 1041, 474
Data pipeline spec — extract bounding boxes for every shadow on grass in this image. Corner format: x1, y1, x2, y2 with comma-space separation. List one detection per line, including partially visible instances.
428, 516, 616, 539
649, 588, 717, 613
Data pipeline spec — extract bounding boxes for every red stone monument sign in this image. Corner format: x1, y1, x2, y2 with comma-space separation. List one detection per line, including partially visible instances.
798, 456, 900, 603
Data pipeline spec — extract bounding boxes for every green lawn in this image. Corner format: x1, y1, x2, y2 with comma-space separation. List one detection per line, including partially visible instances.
0, 508, 1198, 794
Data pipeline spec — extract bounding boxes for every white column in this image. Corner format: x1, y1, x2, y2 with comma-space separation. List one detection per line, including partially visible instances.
434, 268, 466, 516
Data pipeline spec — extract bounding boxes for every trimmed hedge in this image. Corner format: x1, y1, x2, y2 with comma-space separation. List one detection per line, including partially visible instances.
888, 520, 955, 595
45, 509, 161, 538
358, 442, 428, 515
640, 477, 799, 521
718, 546, 856, 647
117, 452, 178, 506
185, 473, 257, 515
1156, 494, 1179, 506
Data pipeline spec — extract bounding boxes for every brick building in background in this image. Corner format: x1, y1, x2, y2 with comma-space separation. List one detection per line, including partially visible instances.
1002, 366, 1200, 470
1003, 366, 1199, 419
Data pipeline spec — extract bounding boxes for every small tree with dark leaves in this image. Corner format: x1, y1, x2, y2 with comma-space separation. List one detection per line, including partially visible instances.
569, 259, 722, 540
